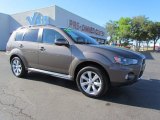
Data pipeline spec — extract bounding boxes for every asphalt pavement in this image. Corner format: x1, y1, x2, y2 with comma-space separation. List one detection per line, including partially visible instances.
0, 51, 160, 120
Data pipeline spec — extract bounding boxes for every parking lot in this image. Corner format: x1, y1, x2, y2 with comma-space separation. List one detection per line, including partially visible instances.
0, 51, 160, 120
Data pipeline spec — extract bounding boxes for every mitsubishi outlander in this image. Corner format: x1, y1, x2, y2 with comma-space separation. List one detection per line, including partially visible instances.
6, 25, 146, 98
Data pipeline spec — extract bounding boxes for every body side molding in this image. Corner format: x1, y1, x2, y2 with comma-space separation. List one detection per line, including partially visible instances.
28, 68, 72, 80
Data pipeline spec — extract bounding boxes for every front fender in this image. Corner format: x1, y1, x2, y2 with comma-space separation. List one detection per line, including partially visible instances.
69, 52, 112, 79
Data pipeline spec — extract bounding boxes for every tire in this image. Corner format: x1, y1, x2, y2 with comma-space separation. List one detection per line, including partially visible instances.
76, 66, 109, 98
11, 57, 27, 78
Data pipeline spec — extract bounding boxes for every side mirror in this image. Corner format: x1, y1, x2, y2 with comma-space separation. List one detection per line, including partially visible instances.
55, 39, 69, 46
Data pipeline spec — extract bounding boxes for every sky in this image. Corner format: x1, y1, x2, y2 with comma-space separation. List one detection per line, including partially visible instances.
0, 0, 160, 27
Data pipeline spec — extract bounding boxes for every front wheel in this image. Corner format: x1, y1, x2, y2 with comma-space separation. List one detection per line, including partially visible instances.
11, 57, 27, 78
76, 66, 109, 98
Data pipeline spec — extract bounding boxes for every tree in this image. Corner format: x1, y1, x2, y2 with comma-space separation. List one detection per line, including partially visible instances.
130, 16, 149, 50
106, 16, 160, 51
144, 21, 153, 50
106, 21, 119, 43
148, 22, 160, 51
118, 17, 132, 38
118, 17, 132, 46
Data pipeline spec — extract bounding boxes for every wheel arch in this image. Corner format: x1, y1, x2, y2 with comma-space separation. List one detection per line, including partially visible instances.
73, 61, 110, 84
10, 54, 28, 69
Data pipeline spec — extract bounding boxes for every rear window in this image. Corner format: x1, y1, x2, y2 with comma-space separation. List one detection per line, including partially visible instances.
23, 29, 39, 42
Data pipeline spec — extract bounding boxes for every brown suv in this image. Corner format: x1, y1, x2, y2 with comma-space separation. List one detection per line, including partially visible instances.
6, 25, 146, 98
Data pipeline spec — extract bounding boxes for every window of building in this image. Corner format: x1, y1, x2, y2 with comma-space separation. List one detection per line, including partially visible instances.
42, 29, 65, 44
23, 29, 39, 42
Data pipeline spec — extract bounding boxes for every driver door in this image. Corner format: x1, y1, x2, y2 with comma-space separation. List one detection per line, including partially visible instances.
38, 28, 72, 74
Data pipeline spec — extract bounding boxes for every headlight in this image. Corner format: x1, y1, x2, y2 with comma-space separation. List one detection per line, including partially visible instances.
114, 56, 138, 65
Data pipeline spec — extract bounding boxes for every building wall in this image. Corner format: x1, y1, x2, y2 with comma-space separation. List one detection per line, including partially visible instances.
0, 13, 10, 50
10, 5, 106, 40
54, 6, 106, 40
10, 6, 56, 32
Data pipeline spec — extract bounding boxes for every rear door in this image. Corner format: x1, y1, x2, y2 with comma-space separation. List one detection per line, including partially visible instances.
38, 28, 72, 74
16, 28, 39, 68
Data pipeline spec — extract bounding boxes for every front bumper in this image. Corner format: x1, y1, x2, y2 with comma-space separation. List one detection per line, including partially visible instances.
107, 62, 146, 87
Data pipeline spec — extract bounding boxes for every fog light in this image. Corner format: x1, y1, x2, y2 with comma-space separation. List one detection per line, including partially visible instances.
125, 73, 135, 80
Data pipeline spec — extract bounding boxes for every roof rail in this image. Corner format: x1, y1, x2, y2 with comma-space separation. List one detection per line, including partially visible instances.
17, 24, 56, 30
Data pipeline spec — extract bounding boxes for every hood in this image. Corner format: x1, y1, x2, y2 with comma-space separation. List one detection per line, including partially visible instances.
90, 45, 145, 59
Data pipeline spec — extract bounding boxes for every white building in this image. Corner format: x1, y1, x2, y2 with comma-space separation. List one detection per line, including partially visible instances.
0, 5, 107, 50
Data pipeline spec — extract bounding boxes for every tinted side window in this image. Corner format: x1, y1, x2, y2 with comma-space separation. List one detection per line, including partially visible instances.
42, 29, 65, 44
15, 31, 25, 41
23, 29, 39, 42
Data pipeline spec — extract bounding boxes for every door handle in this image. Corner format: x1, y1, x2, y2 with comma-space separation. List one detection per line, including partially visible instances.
40, 47, 46, 51
19, 44, 24, 48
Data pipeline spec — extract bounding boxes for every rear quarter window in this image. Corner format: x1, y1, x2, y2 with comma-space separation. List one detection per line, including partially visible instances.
15, 30, 24, 41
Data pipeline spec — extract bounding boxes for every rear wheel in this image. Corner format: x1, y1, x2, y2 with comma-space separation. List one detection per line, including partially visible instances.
76, 66, 109, 98
11, 57, 27, 77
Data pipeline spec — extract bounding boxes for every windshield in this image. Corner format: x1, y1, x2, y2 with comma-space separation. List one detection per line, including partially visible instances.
62, 28, 99, 45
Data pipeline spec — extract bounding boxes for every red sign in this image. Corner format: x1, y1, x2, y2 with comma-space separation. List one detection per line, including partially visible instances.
69, 20, 104, 36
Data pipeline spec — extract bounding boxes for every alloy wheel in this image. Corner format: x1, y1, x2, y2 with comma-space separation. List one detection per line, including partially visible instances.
80, 71, 102, 95
12, 58, 22, 76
